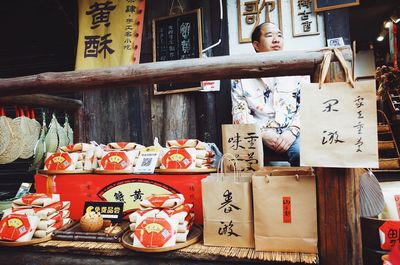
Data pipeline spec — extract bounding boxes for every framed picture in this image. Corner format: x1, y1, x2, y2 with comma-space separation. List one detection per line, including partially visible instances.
291, 0, 319, 37
152, 9, 203, 95
313, 0, 359, 13
237, 0, 282, 43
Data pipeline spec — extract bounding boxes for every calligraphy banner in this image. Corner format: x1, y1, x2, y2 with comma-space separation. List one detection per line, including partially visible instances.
75, 0, 145, 70
221, 124, 264, 172
237, 0, 282, 43
290, 0, 319, 37
300, 49, 378, 168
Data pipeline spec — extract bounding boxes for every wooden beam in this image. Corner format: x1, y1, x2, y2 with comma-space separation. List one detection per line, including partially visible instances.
0, 94, 83, 111
0, 46, 352, 96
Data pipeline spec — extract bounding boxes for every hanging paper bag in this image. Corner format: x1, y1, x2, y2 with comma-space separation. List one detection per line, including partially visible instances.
300, 48, 378, 168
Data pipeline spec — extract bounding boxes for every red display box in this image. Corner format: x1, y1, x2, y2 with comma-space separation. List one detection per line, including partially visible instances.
34, 174, 207, 224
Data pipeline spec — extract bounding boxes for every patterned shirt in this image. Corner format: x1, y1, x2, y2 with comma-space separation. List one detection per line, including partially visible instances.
231, 76, 310, 133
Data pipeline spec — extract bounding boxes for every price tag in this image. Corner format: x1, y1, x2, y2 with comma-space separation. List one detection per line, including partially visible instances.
134, 147, 160, 174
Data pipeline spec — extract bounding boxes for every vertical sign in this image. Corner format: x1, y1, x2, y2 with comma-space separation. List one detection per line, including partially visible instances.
75, 0, 146, 70
291, 0, 319, 37
221, 124, 264, 172
237, 0, 282, 43
153, 9, 203, 95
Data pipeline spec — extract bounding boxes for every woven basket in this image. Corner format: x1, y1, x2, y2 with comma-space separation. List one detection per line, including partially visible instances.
0, 116, 11, 156
0, 117, 23, 164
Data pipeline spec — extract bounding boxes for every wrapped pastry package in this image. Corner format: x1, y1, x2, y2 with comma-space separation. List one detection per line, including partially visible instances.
0, 214, 39, 242
107, 142, 144, 151
4, 201, 70, 219
160, 148, 197, 169
156, 203, 193, 223
12, 194, 60, 208
128, 208, 159, 223
44, 153, 80, 171
98, 150, 138, 171
59, 143, 94, 152
166, 139, 199, 149
133, 217, 179, 248
140, 194, 185, 209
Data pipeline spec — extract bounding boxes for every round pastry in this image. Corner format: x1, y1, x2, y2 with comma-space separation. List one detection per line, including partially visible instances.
80, 211, 104, 232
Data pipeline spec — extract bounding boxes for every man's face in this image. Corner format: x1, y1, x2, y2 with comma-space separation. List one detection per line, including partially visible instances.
252, 23, 283, 52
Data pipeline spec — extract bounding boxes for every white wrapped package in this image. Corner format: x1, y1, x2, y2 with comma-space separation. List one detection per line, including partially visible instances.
0, 214, 39, 242
195, 158, 214, 167
37, 219, 56, 230
156, 203, 193, 223
45, 210, 70, 221
12, 194, 60, 208
44, 153, 80, 171
140, 194, 185, 209
3, 201, 70, 220
131, 218, 193, 233
59, 143, 94, 152
84, 148, 97, 170
133, 217, 179, 248
176, 230, 190, 243
75, 160, 83, 169
160, 148, 197, 169
107, 142, 144, 150
166, 139, 199, 149
98, 150, 137, 171
52, 218, 71, 230
33, 227, 56, 238
128, 208, 159, 223
381, 188, 400, 219
195, 150, 215, 159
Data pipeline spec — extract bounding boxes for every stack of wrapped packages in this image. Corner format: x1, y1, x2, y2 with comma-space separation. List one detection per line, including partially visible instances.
160, 139, 215, 170
128, 194, 194, 248
95, 142, 144, 172
0, 193, 71, 241
45, 143, 97, 171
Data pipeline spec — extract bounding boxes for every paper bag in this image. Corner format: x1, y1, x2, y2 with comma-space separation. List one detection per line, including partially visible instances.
221, 124, 263, 172
300, 48, 378, 168
202, 154, 254, 247
252, 167, 318, 253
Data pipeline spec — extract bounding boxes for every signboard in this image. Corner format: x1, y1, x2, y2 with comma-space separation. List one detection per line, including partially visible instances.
291, 0, 319, 37
83, 201, 124, 222
152, 9, 203, 95
313, 0, 359, 13
237, 0, 282, 43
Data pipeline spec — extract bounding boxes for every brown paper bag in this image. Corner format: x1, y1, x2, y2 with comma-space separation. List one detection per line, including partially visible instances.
252, 167, 318, 253
300, 48, 378, 168
202, 154, 254, 248
221, 124, 263, 172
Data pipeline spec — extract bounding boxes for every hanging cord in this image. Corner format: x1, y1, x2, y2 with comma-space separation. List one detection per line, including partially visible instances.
202, 0, 223, 54
169, 0, 184, 15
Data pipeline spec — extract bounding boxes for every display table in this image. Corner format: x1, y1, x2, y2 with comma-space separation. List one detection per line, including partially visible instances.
34, 173, 207, 223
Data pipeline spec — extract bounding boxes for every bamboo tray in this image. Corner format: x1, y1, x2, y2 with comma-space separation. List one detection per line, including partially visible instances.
94, 169, 134, 174
155, 168, 216, 174
121, 224, 202, 252
0, 235, 52, 246
38, 170, 93, 175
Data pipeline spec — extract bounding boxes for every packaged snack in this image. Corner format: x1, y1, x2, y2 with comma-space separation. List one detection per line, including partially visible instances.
133, 217, 179, 248
128, 209, 160, 223
107, 142, 144, 150
59, 143, 93, 152
140, 194, 185, 209
176, 230, 189, 243
44, 153, 80, 171
160, 148, 197, 169
0, 214, 39, 242
156, 203, 193, 223
166, 139, 199, 149
12, 194, 60, 208
98, 150, 137, 171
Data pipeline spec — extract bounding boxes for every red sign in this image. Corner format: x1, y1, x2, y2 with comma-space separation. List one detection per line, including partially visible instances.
134, 217, 174, 248
0, 214, 31, 241
380, 221, 400, 250
45, 153, 73, 170
283, 196, 291, 224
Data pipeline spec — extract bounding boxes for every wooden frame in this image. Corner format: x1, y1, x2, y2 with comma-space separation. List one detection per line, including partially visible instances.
152, 9, 203, 95
290, 0, 320, 37
237, 0, 283, 43
313, 0, 359, 13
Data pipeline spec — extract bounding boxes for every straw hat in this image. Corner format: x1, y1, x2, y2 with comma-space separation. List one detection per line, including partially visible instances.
0, 117, 23, 164
0, 116, 11, 156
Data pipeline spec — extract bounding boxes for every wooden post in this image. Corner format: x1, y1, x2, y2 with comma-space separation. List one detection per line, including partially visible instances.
315, 61, 362, 265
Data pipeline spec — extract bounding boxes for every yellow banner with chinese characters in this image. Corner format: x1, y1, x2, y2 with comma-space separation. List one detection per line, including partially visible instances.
75, 0, 145, 70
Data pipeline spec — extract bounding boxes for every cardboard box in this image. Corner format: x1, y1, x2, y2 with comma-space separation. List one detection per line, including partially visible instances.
34, 174, 207, 223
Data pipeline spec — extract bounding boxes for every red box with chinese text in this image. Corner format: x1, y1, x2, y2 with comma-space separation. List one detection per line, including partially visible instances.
34, 174, 207, 224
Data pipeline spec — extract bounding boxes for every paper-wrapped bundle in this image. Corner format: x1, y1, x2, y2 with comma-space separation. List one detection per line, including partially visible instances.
140, 194, 185, 209
156, 203, 193, 223
160, 148, 197, 169
3, 201, 70, 219
0, 214, 39, 242
128, 208, 159, 223
107, 142, 144, 151
34, 218, 72, 238
195, 150, 215, 159
133, 217, 178, 248
12, 194, 60, 209
44, 152, 80, 171
166, 139, 199, 149
59, 143, 94, 152
98, 150, 138, 171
